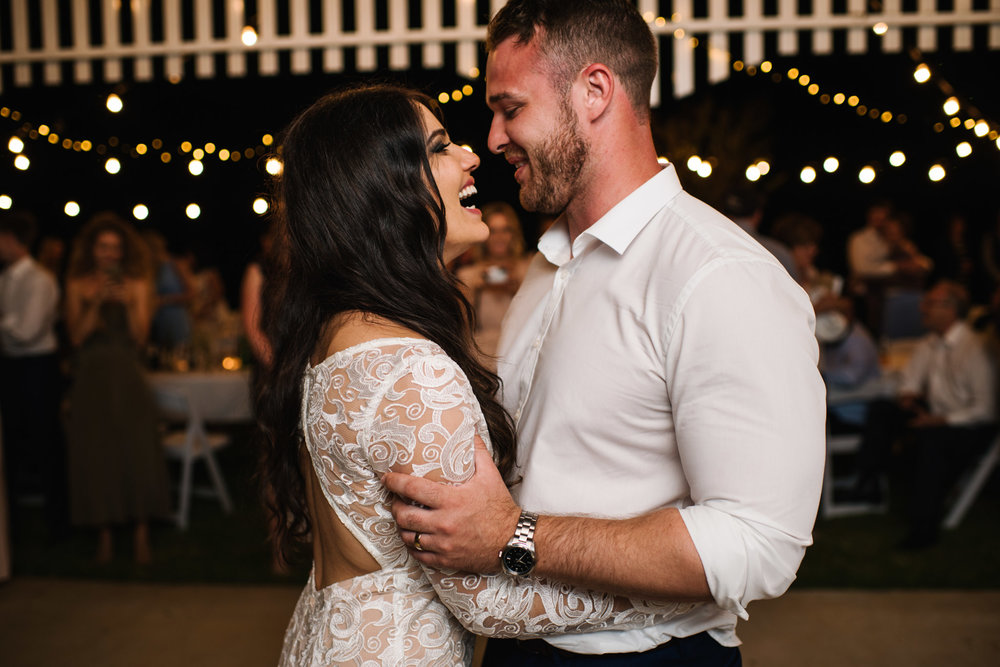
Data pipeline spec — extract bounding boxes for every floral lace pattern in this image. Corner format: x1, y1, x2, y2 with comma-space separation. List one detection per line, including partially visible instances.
280, 339, 693, 666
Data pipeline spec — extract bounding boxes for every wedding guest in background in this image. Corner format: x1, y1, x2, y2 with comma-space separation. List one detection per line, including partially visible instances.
64, 213, 170, 564
772, 211, 882, 432
0, 211, 67, 540
724, 190, 798, 280
818, 304, 882, 434
880, 212, 933, 289
846, 280, 996, 549
37, 236, 67, 281
771, 211, 822, 290
179, 249, 240, 369
142, 230, 194, 354
847, 199, 897, 336
456, 201, 533, 358
930, 211, 976, 290
240, 223, 274, 367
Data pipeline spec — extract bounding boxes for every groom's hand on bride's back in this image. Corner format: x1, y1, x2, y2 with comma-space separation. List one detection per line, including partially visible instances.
383, 435, 521, 573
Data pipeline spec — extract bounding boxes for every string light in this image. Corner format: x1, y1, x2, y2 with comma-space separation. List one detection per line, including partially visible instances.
956, 142, 972, 158
241, 26, 258, 47
106, 93, 123, 113
928, 164, 946, 181
800, 166, 816, 183
14, 155, 30, 170
0, 194, 12, 209
185, 203, 201, 219
132, 204, 149, 220
64, 201, 80, 216
0, 45, 992, 217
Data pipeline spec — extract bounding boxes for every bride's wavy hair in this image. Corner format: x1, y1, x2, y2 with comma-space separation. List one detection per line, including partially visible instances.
255, 83, 517, 564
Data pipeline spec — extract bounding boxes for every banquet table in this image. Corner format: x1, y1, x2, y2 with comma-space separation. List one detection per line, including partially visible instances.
146, 370, 253, 424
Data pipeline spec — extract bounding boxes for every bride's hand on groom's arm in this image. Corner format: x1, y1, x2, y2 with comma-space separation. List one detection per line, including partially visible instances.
383, 435, 520, 573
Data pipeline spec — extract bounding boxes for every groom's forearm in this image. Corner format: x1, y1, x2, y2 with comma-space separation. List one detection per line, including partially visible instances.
533, 508, 712, 601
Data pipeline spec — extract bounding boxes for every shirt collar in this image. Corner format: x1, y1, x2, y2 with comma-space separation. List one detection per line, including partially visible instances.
942, 320, 970, 347
536, 164, 683, 265
2, 254, 32, 280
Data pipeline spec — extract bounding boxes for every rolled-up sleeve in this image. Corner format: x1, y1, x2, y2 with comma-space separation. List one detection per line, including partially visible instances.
666, 259, 826, 618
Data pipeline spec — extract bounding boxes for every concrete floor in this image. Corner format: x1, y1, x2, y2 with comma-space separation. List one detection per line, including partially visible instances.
1, 578, 998, 666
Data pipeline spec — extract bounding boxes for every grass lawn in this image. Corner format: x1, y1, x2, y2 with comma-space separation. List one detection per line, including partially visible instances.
9, 424, 1000, 589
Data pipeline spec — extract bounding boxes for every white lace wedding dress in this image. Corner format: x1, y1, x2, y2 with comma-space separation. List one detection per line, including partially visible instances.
279, 339, 693, 666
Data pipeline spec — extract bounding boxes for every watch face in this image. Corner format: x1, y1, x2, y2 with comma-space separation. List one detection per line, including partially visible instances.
502, 545, 535, 575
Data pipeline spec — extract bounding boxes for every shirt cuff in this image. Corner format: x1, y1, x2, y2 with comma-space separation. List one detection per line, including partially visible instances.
679, 504, 809, 620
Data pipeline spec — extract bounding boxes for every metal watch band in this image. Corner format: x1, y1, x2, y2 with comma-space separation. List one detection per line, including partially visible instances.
513, 511, 538, 544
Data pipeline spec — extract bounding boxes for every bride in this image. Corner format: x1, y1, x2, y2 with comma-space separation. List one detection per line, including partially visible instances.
256, 84, 687, 666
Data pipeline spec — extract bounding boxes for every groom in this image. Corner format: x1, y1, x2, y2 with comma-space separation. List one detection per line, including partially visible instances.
386, 1, 825, 663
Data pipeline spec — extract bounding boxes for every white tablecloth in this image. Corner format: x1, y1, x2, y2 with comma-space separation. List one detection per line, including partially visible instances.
147, 371, 253, 423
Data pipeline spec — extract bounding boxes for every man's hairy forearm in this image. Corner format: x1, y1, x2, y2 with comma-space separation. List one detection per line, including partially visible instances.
534, 507, 712, 602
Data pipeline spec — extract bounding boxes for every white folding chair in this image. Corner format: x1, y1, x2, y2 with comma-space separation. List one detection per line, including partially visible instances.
155, 388, 234, 530
821, 386, 890, 519
942, 434, 1000, 530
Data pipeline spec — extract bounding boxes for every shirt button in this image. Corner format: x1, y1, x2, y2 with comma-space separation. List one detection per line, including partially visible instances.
514, 408, 522, 421
532, 337, 541, 349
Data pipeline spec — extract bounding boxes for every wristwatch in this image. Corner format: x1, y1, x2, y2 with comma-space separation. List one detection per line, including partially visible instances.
499, 510, 538, 576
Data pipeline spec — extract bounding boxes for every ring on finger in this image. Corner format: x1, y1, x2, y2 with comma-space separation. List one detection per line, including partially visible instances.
413, 532, 425, 552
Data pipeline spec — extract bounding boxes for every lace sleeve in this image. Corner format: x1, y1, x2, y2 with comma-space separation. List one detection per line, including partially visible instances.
372, 348, 693, 638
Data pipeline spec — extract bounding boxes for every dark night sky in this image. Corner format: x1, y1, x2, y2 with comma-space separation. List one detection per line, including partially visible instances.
2, 39, 998, 303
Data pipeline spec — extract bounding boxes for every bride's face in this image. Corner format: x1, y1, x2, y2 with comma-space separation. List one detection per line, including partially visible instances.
419, 105, 489, 263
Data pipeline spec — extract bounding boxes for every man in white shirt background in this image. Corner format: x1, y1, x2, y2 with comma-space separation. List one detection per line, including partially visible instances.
384, 1, 825, 663
847, 280, 996, 550
0, 211, 67, 541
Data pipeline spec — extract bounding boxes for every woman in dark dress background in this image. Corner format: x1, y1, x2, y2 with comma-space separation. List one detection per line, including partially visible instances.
64, 212, 170, 564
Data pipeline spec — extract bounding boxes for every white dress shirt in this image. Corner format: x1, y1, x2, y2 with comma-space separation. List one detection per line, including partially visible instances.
0, 255, 59, 357
899, 321, 996, 426
497, 166, 826, 652
847, 226, 895, 279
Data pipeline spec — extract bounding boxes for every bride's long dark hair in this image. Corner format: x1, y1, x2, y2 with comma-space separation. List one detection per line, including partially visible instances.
256, 83, 517, 563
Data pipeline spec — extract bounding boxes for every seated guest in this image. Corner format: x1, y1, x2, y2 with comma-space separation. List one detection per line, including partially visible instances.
773, 212, 882, 433
819, 304, 882, 434
848, 280, 996, 549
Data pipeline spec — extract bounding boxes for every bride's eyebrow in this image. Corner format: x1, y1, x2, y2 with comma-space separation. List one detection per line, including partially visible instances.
426, 128, 447, 146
